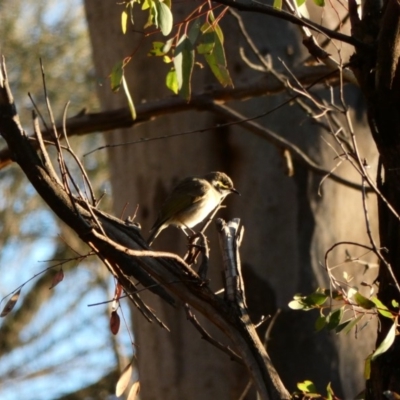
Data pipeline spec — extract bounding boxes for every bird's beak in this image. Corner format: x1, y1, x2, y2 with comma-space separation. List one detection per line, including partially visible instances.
231, 188, 240, 195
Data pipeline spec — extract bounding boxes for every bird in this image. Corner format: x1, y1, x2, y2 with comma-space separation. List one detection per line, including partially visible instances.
148, 171, 239, 245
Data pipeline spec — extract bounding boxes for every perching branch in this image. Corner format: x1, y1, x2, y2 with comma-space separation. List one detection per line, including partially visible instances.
0, 57, 290, 400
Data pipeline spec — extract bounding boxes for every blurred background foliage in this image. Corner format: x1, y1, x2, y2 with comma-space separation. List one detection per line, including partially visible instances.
0, 0, 133, 398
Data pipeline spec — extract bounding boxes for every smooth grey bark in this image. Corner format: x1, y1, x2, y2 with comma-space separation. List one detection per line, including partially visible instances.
84, 1, 377, 398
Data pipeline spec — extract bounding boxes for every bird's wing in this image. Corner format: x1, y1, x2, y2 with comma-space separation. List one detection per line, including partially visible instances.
152, 178, 209, 228
179, 177, 209, 202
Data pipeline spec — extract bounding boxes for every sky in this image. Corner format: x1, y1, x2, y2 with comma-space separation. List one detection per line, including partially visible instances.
0, 1, 135, 399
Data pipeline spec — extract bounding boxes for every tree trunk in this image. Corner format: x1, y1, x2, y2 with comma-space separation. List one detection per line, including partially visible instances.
357, 0, 400, 397
84, 1, 377, 398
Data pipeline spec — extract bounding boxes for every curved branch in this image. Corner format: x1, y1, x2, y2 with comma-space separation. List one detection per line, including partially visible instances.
213, 0, 367, 49
206, 102, 367, 192
0, 57, 290, 400
0, 64, 339, 169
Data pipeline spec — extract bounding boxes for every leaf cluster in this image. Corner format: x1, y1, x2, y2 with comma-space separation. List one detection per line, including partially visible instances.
289, 288, 399, 379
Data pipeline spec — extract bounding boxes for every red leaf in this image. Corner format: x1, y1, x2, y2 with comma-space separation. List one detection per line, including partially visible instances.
49, 268, 64, 289
110, 310, 120, 335
1, 289, 21, 317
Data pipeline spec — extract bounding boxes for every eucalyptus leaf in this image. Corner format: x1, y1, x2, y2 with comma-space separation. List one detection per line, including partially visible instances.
371, 297, 394, 319
371, 321, 397, 360
342, 314, 364, 334
166, 69, 178, 94
364, 355, 372, 380
354, 292, 376, 310
173, 35, 194, 100
188, 18, 201, 46
111, 61, 124, 92
197, 31, 215, 55
142, 0, 152, 10
315, 315, 327, 331
288, 299, 305, 310
155, 0, 173, 36
200, 24, 232, 87
122, 76, 136, 120
297, 380, 317, 393
307, 292, 328, 305
326, 308, 343, 330
148, 41, 167, 56
121, 10, 128, 34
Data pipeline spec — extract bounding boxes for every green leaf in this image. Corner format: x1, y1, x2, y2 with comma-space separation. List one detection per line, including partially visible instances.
110, 61, 124, 92
335, 320, 350, 333
315, 315, 327, 331
288, 299, 305, 310
297, 380, 317, 393
207, 12, 224, 43
155, 0, 173, 36
342, 314, 364, 334
296, 0, 307, 5
326, 308, 343, 330
121, 76, 136, 120
148, 41, 167, 56
142, 0, 152, 10
197, 31, 215, 55
199, 23, 232, 87
162, 38, 173, 53
326, 382, 334, 400
371, 321, 397, 360
289, 291, 328, 311
188, 19, 201, 46
166, 69, 178, 94
312, 0, 325, 6
392, 299, 399, 308
144, 1, 157, 29
371, 297, 394, 319
173, 35, 194, 100
305, 292, 328, 306
121, 10, 128, 34
364, 354, 372, 380
273, 0, 282, 9
354, 292, 376, 310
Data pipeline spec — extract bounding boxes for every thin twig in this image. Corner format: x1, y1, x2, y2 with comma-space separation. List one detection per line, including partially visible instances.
31, 110, 62, 186
208, 102, 367, 191
264, 309, 282, 351
61, 101, 97, 206
90, 229, 192, 270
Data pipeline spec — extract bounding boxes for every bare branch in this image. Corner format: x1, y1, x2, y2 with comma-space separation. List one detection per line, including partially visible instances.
207, 102, 367, 191
0, 58, 291, 399
213, 0, 367, 48
0, 64, 339, 169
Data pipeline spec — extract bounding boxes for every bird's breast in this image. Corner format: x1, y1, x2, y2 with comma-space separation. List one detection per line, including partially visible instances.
172, 190, 222, 228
